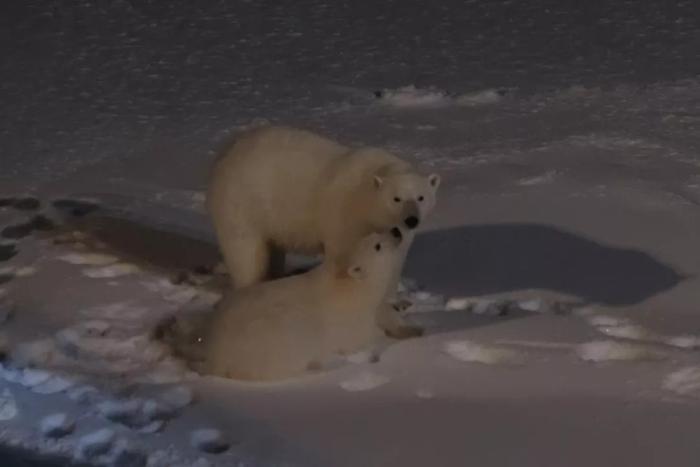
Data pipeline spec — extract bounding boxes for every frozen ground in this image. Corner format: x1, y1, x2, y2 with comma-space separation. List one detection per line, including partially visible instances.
1, 1, 700, 466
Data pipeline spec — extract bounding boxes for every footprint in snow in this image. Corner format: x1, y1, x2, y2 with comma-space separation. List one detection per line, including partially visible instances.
0, 243, 17, 263
76, 428, 116, 461
0, 197, 40, 211
52, 198, 100, 217
1, 215, 55, 239
191, 428, 229, 454
40, 413, 75, 438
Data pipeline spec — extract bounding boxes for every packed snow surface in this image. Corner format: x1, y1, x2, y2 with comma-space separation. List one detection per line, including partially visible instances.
1, 1, 700, 466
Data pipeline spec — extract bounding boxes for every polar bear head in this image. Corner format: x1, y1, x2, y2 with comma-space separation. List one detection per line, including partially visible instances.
344, 229, 403, 285
373, 171, 440, 231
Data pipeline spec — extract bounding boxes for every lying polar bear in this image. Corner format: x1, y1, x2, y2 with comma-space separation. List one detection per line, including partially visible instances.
200, 230, 404, 381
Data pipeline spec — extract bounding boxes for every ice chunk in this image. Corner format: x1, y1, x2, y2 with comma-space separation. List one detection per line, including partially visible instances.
191, 428, 229, 453
40, 413, 75, 438
339, 371, 390, 392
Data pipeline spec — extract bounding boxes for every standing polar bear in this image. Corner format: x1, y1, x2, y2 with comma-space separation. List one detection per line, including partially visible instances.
203, 231, 403, 381
207, 126, 440, 293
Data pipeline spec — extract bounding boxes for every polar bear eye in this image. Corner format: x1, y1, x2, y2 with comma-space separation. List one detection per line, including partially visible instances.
374, 243, 382, 251
418, 196, 424, 202
393, 197, 401, 203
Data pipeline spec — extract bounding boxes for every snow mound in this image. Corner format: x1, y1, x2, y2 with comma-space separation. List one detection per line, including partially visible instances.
58, 252, 118, 266
160, 385, 194, 410
0, 388, 18, 420
575, 340, 663, 362
339, 371, 390, 392
597, 324, 651, 340
190, 428, 229, 454
375, 85, 503, 109
109, 439, 148, 467
584, 314, 700, 350
83, 262, 141, 279
76, 428, 116, 461
663, 367, 700, 398
443, 340, 519, 365
40, 413, 75, 438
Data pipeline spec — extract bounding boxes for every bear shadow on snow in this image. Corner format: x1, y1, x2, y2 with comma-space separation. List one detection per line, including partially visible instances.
50, 202, 684, 338
405, 223, 685, 307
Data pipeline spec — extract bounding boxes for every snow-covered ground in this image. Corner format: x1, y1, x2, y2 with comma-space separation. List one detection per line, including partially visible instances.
1, 1, 700, 466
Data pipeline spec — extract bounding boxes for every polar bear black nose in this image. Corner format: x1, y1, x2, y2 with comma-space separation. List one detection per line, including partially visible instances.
404, 216, 419, 229
391, 227, 403, 241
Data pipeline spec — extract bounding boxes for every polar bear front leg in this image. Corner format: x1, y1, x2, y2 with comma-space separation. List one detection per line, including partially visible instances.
376, 303, 423, 339
221, 233, 272, 289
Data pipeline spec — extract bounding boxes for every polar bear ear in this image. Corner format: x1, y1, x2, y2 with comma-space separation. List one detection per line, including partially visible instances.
428, 173, 441, 190
373, 175, 384, 189
347, 265, 365, 280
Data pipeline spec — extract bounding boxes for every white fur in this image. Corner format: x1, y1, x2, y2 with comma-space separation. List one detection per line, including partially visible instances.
207, 126, 440, 289
202, 232, 402, 381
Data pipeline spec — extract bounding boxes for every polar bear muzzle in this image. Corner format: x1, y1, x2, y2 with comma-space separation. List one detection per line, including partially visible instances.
404, 216, 419, 229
